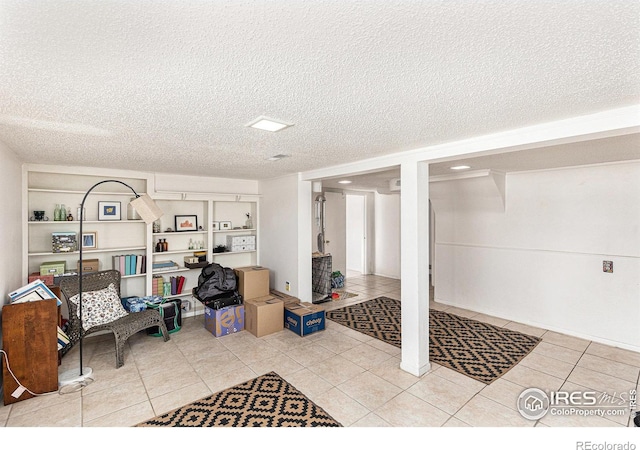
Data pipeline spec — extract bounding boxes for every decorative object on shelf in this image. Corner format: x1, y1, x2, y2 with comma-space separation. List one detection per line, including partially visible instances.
66, 206, 73, 221
220, 221, 231, 230
212, 221, 220, 231
98, 201, 122, 221
31, 210, 48, 221
245, 213, 253, 229
127, 197, 142, 220
81, 232, 98, 249
175, 215, 198, 232
52, 231, 78, 253
58, 179, 163, 389
54, 204, 63, 221
188, 239, 194, 250
77, 205, 86, 221
155, 238, 168, 252
153, 220, 161, 233
214, 244, 227, 253
60, 204, 67, 221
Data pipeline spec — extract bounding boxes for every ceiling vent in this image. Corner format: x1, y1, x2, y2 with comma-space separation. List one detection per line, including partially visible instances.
389, 178, 401, 192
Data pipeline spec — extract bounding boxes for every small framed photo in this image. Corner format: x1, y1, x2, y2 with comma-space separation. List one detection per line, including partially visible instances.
82, 232, 98, 249
220, 221, 232, 230
175, 215, 198, 232
98, 201, 121, 221
212, 221, 220, 231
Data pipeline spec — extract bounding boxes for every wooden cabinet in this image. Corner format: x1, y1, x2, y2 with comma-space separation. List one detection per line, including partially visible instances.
2, 299, 59, 405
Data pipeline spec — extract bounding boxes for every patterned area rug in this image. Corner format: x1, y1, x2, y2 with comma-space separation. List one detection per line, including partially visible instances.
334, 290, 358, 301
137, 372, 341, 427
326, 297, 541, 384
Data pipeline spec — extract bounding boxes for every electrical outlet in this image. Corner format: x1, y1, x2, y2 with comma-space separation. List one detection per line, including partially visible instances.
603, 261, 613, 273
285, 281, 290, 291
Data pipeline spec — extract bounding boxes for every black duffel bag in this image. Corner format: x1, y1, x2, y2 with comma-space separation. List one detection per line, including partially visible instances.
193, 262, 242, 308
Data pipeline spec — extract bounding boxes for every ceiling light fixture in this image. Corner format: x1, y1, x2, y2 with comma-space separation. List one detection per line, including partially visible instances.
338, 180, 352, 184
450, 165, 471, 170
246, 116, 293, 132
266, 154, 289, 161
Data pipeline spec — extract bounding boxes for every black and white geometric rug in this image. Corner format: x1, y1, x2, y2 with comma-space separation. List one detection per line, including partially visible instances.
136, 371, 341, 427
326, 296, 541, 384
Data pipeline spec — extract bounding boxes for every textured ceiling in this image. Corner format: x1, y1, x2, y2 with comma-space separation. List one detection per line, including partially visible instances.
0, 1, 639, 181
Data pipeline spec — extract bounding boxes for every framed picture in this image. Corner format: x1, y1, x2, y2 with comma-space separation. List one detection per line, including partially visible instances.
98, 201, 121, 221
82, 232, 98, 249
175, 215, 198, 232
212, 221, 220, 231
220, 221, 232, 230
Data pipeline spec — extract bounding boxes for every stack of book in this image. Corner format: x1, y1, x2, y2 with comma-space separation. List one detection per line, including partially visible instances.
112, 254, 146, 276
152, 275, 165, 296
170, 276, 186, 295
152, 260, 179, 273
151, 275, 186, 297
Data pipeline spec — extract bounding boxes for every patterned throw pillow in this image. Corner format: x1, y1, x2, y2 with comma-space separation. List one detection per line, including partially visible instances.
69, 283, 128, 330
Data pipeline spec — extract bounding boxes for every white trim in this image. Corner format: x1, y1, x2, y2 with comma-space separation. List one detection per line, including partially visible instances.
300, 105, 640, 180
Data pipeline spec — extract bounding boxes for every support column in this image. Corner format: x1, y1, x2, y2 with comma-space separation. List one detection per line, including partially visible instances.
400, 160, 431, 376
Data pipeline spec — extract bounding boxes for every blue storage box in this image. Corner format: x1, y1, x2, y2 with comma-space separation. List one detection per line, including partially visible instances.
121, 296, 147, 313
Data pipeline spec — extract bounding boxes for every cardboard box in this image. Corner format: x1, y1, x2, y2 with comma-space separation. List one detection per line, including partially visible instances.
234, 266, 269, 300
204, 304, 245, 337
28, 272, 54, 286
244, 295, 284, 337
77, 258, 99, 273
284, 302, 325, 337
269, 289, 300, 306
40, 261, 66, 276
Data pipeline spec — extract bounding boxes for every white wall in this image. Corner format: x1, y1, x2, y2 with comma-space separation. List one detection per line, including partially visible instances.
259, 174, 312, 301
346, 195, 365, 273
431, 162, 640, 351
0, 142, 24, 327
374, 192, 401, 279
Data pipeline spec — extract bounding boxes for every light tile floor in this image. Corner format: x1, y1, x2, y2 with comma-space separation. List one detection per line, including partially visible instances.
1, 274, 638, 433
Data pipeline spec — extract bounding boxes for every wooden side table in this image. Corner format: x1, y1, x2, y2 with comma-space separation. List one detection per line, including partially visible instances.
1, 298, 59, 405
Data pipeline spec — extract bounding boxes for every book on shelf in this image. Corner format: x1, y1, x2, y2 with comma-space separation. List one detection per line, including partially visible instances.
152, 275, 164, 295
152, 260, 179, 273
8, 279, 61, 306
153, 260, 177, 268
169, 275, 186, 295
57, 326, 70, 350
113, 254, 146, 276
153, 265, 179, 273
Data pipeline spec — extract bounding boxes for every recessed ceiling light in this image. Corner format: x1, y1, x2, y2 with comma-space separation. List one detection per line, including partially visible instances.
266, 154, 289, 161
246, 116, 293, 132
450, 165, 471, 170
338, 180, 352, 184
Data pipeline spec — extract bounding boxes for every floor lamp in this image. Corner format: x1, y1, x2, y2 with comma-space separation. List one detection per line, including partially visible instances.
58, 180, 163, 387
